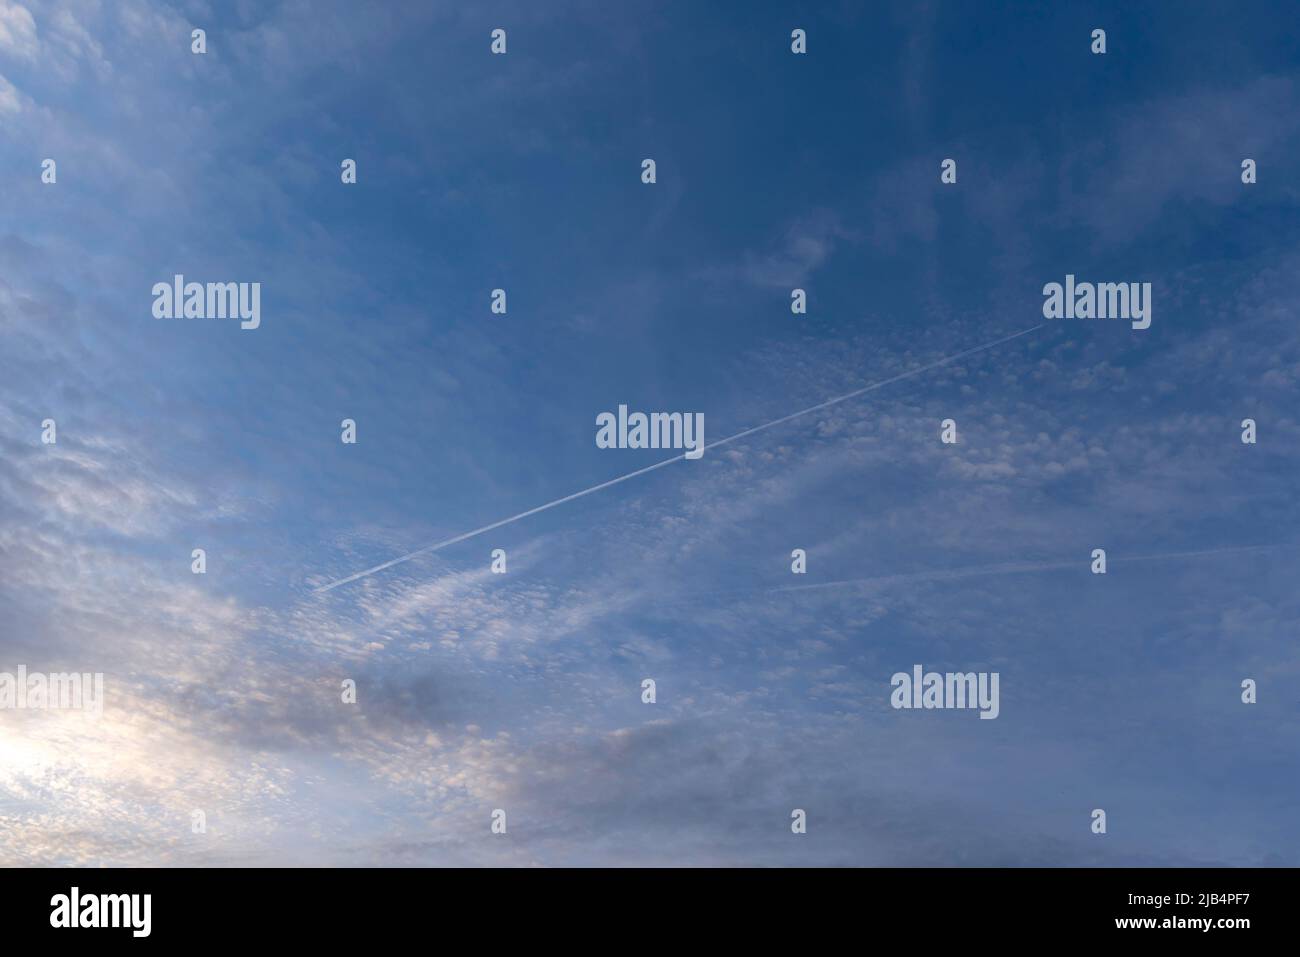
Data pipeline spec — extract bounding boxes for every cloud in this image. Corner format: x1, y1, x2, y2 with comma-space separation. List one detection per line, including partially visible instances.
3, 0, 1299, 867
0, 2, 37, 60
0, 71, 27, 114
701, 210, 857, 289
1061, 75, 1300, 244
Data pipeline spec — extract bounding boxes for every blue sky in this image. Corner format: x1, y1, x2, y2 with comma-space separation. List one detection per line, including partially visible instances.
1, 0, 1298, 866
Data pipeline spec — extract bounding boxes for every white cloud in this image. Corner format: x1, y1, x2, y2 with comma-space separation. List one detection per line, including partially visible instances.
0, 71, 26, 114
0, 1, 37, 60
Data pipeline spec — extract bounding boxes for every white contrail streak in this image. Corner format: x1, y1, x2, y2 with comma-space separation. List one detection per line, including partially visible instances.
314, 324, 1045, 593
771, 543, 1298, 594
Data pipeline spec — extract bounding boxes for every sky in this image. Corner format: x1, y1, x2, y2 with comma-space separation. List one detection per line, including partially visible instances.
1, 0, 1298, 866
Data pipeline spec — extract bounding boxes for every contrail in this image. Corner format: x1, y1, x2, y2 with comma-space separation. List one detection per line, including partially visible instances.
314, 323, 1045, 593
771, 543, 1299, 594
